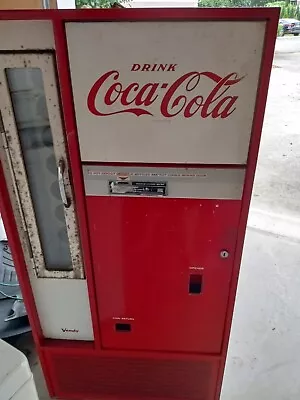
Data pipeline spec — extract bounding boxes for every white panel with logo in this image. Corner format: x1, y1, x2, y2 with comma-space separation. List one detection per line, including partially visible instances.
66, 21, 266, 164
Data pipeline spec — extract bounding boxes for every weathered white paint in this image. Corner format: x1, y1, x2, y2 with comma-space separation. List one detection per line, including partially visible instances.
0, 53, 84, 279
28, 270, 94, 340
83, 165, 246, 199
0, 119, 94, 341
66, 21, 266, 164
0, 21, 54, 50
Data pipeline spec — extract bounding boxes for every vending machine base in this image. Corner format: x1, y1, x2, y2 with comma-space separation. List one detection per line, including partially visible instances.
44, 346, 219, 400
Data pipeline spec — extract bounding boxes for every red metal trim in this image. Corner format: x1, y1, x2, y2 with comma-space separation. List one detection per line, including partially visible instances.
54, 392, 146, 400
38, 349, 55, 398
0, 162, 43, 344
42, 339, 221, 361
52, 19, 101, 348
214, 10, 279, 400
0, 8, 280, 22
43, 339, 95, 351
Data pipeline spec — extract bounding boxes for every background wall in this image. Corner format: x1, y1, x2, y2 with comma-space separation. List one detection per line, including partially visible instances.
0, 0, 57, 9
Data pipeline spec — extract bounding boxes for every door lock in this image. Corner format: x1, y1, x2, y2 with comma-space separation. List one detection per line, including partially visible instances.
220, 250, 229, 259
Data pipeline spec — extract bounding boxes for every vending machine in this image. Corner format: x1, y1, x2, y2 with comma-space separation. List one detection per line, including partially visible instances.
0, 8, 278, 400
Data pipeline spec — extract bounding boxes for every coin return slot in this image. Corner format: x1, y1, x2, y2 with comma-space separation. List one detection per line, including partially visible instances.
189, 274, 202, 294
115, 323, 131, 332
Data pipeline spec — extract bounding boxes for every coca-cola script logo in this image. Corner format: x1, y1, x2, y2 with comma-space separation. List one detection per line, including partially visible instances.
87, 63, 244, 119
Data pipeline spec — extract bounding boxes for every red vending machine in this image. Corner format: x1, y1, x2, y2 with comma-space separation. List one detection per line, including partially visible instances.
0, 8, 278, 400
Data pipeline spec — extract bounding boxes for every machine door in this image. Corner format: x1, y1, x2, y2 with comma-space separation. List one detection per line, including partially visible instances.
85, 166, 244, 353
0, 53, 94, 340
0, 53, 83, 279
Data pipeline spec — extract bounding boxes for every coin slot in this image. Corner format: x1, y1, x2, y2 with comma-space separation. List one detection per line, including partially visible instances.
189, 274, 202, 294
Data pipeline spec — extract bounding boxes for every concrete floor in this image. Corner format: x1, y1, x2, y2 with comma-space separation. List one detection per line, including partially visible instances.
223, 36, 300, 399
251, 36, 300, 219
221, 229, 300, 400
6, 37, 300, 399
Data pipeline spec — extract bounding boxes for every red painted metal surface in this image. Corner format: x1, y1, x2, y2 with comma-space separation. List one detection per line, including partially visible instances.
0, 8, 279, 400
0, 7, 279, 21
87, 197, 241, 353
45, 351, 219, 400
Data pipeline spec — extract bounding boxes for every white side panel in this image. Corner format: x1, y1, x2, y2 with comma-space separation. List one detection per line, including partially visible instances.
66, 21, 266, 164
28, 272, 94, 340
0, 21, 54, 50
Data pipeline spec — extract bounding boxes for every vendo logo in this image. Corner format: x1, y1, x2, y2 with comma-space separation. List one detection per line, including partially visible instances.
87, 63, 244, 119
61, 328, 79, 333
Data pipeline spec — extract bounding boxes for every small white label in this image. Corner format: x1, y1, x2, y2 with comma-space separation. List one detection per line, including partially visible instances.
112, 316, 135, 321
